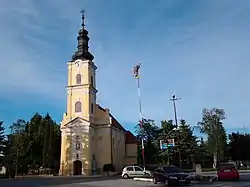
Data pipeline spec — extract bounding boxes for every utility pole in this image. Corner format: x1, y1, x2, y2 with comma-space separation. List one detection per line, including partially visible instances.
169, 94, 182, 167
169, 95, 182, 128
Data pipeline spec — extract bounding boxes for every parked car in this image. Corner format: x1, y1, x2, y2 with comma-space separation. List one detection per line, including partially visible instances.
121, 166, 151, 179
152, 165, 191, 186
217, 162, 239, 181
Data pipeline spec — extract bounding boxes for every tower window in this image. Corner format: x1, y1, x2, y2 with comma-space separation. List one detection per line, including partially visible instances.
76, 74, 81, 84
91, 103, 94, 114
91, 76, 93, 86
75, 101, 82, 113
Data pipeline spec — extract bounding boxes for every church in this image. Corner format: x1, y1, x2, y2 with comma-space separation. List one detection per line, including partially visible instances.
59, 12, 138, 176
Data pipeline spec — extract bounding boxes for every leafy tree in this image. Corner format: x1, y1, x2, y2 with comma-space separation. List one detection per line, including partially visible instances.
176, 119, 199, 168
198, 108, 227, 168
4, 113, 61, 176
136, 119, 160, 165
0, 121, 5, 165
228, 133, 250, 163
158, 120, 175, 165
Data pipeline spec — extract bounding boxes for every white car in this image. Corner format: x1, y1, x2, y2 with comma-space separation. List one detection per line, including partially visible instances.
121, 166, 151, 179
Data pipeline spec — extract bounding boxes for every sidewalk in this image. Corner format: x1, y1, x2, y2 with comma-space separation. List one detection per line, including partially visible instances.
11, 173, 120, 179
190, 170, 250, 176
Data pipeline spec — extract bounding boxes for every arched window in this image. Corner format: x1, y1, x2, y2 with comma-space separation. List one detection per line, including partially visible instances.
76, 74, 81, 84
91, 76, 93, 86
75, 101, 82, 113
91, 103, 94, 114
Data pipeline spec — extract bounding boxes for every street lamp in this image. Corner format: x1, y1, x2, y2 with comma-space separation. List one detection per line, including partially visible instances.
169, 95, 182, 128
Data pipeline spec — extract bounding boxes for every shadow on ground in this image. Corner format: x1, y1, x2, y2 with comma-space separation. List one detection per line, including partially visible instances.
0, 176, 121, 187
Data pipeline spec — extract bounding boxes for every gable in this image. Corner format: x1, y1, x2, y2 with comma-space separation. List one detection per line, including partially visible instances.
63, 117, 90, 128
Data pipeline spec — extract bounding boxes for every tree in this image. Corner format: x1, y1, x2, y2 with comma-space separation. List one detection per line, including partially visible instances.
7, 119, 28, 175
158, 120, 175, 165
228, 133, 250, 163
176, 119, 199, 168
4, 113, 61, 176
198, 108, 227, 168
136, 119, 160, 165
0, 121, 5, 165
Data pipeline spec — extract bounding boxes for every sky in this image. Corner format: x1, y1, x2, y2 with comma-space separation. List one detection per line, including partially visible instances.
0, 0, 250, 135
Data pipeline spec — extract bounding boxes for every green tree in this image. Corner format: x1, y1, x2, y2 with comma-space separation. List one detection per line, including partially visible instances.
198, 108, 227, 168
228, 133, 250, 162
195, 137, 213, 167
5, 119, 28, 176
4, 113, 61, 175
136, 119, 160, 165
176, 119, 199, 168
0, 121, 5, 165
158, 120, 175, 165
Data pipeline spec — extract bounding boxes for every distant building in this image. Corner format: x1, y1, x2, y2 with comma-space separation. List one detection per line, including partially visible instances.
59, 12, 138, 176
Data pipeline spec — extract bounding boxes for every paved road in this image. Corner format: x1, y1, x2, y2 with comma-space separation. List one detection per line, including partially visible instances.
1, 176, 250, 187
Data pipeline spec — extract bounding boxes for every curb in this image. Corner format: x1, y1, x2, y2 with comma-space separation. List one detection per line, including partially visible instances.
133, 177, 217, 183
133, 178, 153, 182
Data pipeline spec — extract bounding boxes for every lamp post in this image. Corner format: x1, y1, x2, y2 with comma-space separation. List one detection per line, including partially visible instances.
169, 95, 182, 128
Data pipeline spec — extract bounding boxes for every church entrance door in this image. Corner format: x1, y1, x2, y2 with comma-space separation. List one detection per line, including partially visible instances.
73, 160, 82, 175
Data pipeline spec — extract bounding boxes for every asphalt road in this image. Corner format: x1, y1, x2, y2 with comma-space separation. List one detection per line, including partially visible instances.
1, 174, 250, 187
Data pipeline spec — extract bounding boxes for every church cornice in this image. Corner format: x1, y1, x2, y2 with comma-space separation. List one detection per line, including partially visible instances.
66, 84, 98, 93
67, 59, 97, 70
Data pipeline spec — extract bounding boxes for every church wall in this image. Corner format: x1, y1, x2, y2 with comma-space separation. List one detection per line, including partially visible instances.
112, 127, 126, 172
94, 105, 110, 124
124, 143, 137, 166
125, 143, 137, 157
95, 127, 112, 171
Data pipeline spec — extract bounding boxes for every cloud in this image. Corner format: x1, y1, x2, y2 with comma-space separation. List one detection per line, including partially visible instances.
0, 0, 250, 131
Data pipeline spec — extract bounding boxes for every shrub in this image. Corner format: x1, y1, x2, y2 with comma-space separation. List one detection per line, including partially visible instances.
103, 163, 115, 173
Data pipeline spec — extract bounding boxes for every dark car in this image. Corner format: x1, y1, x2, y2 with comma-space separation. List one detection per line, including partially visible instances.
152, 165, 191, 186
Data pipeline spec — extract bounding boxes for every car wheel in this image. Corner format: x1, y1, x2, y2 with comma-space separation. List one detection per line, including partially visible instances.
123, 174, 129, 179
153, 177, 157, 184
164, 179, 169, 186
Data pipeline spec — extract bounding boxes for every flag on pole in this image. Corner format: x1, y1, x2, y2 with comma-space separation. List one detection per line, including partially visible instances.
133, 63, 141, 78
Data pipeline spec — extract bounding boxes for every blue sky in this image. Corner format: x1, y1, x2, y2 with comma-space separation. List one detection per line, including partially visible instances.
0, 0, 250, 135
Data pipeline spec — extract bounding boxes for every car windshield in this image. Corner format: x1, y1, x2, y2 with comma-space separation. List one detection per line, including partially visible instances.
163, 166, 181, 173
219, 164, 235, 170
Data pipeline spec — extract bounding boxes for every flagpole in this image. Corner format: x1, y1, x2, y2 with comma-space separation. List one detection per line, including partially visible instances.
137, 76, 145, 170
133, 63, 145, 170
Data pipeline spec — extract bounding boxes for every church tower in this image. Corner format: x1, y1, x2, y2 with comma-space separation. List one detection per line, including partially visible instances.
59, 11, 98, 176
66, 11, 97, 122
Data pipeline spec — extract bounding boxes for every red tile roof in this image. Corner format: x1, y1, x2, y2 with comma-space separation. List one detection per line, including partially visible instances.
97, 104, 126, 131
125, 131, 138, 144
97, 104, 138, 144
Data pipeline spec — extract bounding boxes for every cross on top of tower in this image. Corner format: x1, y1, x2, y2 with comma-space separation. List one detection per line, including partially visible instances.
80, 9, 85, 27
71, 10, 94, 61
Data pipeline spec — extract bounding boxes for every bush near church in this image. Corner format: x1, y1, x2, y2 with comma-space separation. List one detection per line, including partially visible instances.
103, 163, 115, 175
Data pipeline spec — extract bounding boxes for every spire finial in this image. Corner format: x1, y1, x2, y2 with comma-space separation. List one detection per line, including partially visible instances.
80, 9, 85, 27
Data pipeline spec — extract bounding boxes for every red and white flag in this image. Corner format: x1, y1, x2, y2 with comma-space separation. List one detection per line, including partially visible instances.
133, 63, 141, 78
